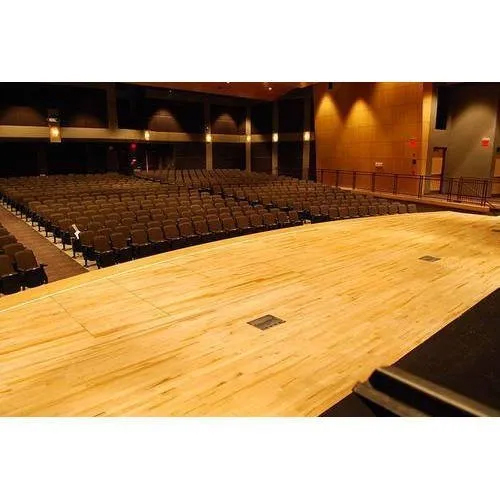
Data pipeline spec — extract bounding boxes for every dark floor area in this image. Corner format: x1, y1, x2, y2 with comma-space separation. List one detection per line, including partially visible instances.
320, 288, 500, 416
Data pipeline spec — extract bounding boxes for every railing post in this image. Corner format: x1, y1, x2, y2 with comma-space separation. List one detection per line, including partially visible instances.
393, 174, 399, 194
446, 179, 453, 202
353, 171, 357, 190
418, 175, 423, 198
481, 179, 488, 206
371, 172, 375, 192
457, 177, 464, 202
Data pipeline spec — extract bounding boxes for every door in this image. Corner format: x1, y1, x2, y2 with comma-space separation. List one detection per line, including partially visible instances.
430, 147, 446, 193
492, 152, 500, 197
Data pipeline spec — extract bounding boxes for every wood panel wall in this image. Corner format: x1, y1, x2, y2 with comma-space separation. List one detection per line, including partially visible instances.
314, 82, 427, 175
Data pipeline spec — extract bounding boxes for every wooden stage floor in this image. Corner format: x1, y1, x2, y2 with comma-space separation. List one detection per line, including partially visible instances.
1, 211, 499, 416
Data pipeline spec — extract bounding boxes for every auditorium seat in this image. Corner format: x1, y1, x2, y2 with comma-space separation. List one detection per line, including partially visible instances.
288, 211, 302, 226
407, 203, 417, 213
388, 204, 399, 215
348, 206, 359, 218
179, 221, 201, 246
221, 217, 240, 237
378, 204, 388, 215
328, 207, 340, 221
162, 224, 186, 250
235, 215, 254, 235
262, 212, 279, 230
93, 236, 115, 269
398, 204, 408, 214
207, 219, 226, 240
338, 207, 349, 219
3, 243, 26, 266
277, 212, 291, 228
193, 219, 215, 243
0, 234, 17, 251
111, 232, 134, 263
14, 249, 48, 289
0, 254, 22, 295
146, 227, 170, 253
131, 229, 153, 257
358, 205, 369, 217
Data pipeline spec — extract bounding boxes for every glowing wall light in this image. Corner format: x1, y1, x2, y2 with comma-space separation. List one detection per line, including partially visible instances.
246, 135, 251, 143
303, 131, 310, 141
144, 130, 151, 141
272, 133, 279, 143
49, 125, 61, 143
206, 133, 212, 143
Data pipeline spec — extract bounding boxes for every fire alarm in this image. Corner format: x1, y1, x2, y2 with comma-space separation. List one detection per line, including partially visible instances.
409, 138, 417, 148
481, 137, 490, 148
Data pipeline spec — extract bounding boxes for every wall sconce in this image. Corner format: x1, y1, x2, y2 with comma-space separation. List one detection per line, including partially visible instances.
49, 125, 61, 143
206, 133, 212, 143
303, 131, 310, 141
246, 135, 251, 143
272, 133, 279, 143
47, 115, 61, 143
144, 130, 151, 141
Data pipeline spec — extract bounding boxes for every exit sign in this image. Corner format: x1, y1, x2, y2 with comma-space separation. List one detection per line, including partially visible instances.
481, 137, 491, 148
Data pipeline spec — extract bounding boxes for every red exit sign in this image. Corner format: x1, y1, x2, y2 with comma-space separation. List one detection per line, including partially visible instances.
481, 137, 491, 148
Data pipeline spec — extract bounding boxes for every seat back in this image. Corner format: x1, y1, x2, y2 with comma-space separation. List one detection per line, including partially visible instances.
163, 224, 180, 238
147, 227, 164, 241
0, 254, 15, 275
3, 243, 26, 264
194, 220, 209, 234
222, 217, 236, 231
14, 249, 39, 271
0, 234, 17, 249
208, 219, 223, 232
131, 229, 148, 245
235, 215, 250, 229
110, 232, 128, 249
93, 235, 112, 252
249, 214, 263, 226
80, 230, 95, 246
178, 222, 194, 237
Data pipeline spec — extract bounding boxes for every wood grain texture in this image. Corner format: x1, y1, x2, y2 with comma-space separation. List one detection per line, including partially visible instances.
314, 82, 426, 174
1, 212, 499, 416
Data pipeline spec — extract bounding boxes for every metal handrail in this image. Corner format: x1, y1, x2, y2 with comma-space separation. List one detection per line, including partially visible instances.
318, 169, 495, 207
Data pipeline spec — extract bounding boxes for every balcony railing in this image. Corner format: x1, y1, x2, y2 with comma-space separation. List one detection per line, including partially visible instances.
317, 169, 500, 207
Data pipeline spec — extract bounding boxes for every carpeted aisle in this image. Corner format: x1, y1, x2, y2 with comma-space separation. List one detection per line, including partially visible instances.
0, 204, 88, 283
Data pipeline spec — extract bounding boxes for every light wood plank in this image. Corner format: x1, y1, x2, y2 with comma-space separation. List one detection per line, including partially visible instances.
0, 212, 499, 416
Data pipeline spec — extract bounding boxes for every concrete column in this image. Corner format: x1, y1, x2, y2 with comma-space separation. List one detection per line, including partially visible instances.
204, 101, 213, 170
272, 101, 278, 175
107, 83, 118, 130
245, 105, 252, 172
302, 97, 311, 180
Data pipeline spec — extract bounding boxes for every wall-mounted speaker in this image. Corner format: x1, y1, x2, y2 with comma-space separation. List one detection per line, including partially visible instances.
327, 83, 334, 90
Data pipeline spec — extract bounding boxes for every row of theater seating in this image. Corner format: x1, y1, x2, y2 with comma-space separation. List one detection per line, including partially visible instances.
73, 211, 305, 268
0, 224, 48, 295
0, 171, 417, 273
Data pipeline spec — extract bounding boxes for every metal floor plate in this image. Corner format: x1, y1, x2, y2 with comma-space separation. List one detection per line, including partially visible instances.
247, 314, 285, 330
419, 255, 441, 262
